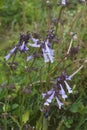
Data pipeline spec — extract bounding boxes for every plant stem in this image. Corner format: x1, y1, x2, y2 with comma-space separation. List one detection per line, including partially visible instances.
4, 115, 7, 130
22, 0, 25, 32
67, 39, 73, 55
55, 6, 64, 35
70, 65, 84, 79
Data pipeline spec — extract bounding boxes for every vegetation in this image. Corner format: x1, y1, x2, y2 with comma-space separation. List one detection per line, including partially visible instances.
0, 0, 87, 130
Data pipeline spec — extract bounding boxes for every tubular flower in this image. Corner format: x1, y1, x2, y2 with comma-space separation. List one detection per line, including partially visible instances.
42, 88, 64, 109
44, 91, 55, 106
62, 0, 66, 5
4, 32, 30, 61
64, 80, 72, 93
19, 42, 29, 52
42, 72, 72, 109
27, 55, 34, 61
59, 84, 67, 100
29, 37, 41, 48
42, 39, 54, 63
56, 96, 63, 109
57, 73, 72, 94
4, 47, 17, 61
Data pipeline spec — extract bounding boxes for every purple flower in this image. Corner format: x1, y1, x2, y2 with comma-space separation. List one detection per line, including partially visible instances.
31, 37, 39, 43
42, 88, 64, 108
47, 88, 54, 95
29, 37, 41, 48
44, 91, 55, 106
56, 72, 73, 101
27, 55, 34, 61
4, 53, 11, 61
59, 84, 67, 100
42, 88, 55, 106
64, 80, 72, 93
42, 88, 53, 98
42, 73, 73, 110
66, 75, 71, 81
29, 43, 40, 48
10, 47, 17, 54
4, 47, 17, 61
42, 48, 50, 63
42, 39, 54, 63
56, 97, 63, 109
62, 0, 66, 5
19, 42, 29, 51
44, 102, 49, 106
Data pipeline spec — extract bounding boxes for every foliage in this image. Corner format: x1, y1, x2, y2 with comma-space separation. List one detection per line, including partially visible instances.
0, 0, 87, 130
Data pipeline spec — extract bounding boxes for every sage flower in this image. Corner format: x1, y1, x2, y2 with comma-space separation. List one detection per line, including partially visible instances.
27, 55, 34, 61
42, 39, 54, 63
29, 37, 40, 48
42, 88, 53, 98
4, 53, 11, 61
44, 91, 55, 106
4, 47, 17, 61
42, 48, 50, 63
62, 0, 66, 5
59, 84, 67, 100
56, 97, 63, 109
64, 80, 72, 93
19, 42, 29, 51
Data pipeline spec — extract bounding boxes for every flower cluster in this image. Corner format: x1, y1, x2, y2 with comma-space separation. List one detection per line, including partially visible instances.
42, 72, 72, 109
4, 30, 55, 63
4, 32, 30, 61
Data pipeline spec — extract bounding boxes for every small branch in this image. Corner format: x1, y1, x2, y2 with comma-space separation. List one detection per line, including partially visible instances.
65, 39, 73, 60
29, 80, 55, 87
22, 0, 25, 32
55, 6, 64, 34
69, 65, 84, 79
69, 58, 87, 78
67, 39, 73, 55
84, 59, 87, 63
56, 120, 64, 130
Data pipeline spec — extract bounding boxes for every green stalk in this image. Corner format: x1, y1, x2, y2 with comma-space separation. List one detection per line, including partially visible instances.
55, 6, 64, 35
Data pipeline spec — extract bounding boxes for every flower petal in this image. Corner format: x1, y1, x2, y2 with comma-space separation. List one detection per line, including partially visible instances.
56, 97, 63, 109
29, 43, 40, 48
19, 42, 25, 51
42, 93, 46, 98
31, 37, 39, 43
62, 0, 66, 5
4, 53, 11, 61
10, 47, 17, 54
45, 42, 54, 63
46, 91, 55, 103
27, 55, 33, 61
64, 81, 72, 93
47, 88, 54, 95
42, 48, 50, 62
44, 102, 49, 106
59, 84, 67, 100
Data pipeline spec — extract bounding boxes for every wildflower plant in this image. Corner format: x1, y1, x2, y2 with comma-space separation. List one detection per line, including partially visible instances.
0, 0, 87, 130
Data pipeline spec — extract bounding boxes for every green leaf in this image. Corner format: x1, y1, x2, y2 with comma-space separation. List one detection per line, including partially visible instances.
22, 110, 29, 124
10, 116, 21, 129
12, 104, 19, 110
42, 117, 48, 130
70, 101, 83, 113
64, 117, 73, 128
36, 113, 43, 130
